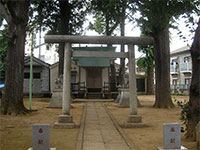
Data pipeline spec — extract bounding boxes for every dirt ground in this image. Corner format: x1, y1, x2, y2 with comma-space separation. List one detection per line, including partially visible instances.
0, 95, 197, 150
0, 98, 84, 150
105, 95, 196, 150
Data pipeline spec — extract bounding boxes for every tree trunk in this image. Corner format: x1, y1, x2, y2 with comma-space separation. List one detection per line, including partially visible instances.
110, 60, 117, 91
186, 19, 200, 140
58, 43, 64, 76
58, 0, 70, 76
105, 14, 117, 92
119, 3, 126, 87
146, 66, 154, 95
119, 47, 125, 86
153, 25, 174, 108
1, 1, 30, 115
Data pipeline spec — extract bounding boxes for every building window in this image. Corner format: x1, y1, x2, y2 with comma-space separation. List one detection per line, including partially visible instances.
24, 73, 41, 79
33, 73, 41, 79
184, 57, 189, 63
24, 73, 29, 79
185, 78, 191, 85
171, 59, 178, 65
136, 67, 146, 72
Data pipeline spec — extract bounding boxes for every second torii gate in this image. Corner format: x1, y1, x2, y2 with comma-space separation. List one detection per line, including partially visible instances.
44, 35, 154, 128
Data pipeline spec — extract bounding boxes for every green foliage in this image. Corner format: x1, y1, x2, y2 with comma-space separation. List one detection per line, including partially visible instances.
137, 20, 154, 69
137, 45, 154, 69
173, 98, 189, 132
88, 0, 127, 35
88, 15, 106, 35
134, 0, 200, 33
137, 57, 149, 69
0, 25, 8, 79
29, 0, 87, 35
171, 93, 184, 96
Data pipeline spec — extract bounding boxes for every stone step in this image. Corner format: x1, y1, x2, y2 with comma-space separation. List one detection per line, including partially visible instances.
87, 93, 103, 99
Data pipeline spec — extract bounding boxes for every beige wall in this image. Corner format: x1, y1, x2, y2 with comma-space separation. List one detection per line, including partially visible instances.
80, 67, 86, 84
102, 67, 109, 86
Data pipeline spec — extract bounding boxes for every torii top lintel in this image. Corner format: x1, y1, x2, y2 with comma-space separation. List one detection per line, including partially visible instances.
44, 35, 154, 45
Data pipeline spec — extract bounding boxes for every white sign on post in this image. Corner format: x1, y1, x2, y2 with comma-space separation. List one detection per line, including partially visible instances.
32, 124, 50, 150
28, 124, 56, 150
158, 123, 187, 150
163, 123, 181, 149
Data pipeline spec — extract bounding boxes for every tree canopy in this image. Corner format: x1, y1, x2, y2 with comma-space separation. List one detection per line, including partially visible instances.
135, 0, 199, 33
88, 0, 125, 36
29, 0, 87, 35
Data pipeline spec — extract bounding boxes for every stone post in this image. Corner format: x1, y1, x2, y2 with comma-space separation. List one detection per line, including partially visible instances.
125, 45, 144, 127
62, 43, 71, 115
54, 43, 75, 129
128, 45, 137, 115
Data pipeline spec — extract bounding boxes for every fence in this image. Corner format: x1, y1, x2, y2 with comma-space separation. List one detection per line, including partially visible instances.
170, 84, 190, 95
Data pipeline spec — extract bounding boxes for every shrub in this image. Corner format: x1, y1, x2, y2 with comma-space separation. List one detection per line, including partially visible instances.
173, 98, 189, 132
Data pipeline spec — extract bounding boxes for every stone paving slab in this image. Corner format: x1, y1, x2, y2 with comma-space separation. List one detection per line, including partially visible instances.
84, 134, 103, 142
77, 101, 132, 150
105, 142, 130, 150
83, 141, 106, 150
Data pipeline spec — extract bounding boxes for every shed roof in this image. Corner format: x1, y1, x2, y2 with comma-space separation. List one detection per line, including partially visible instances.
72, 46, 116, 67
24, 56, 50, 68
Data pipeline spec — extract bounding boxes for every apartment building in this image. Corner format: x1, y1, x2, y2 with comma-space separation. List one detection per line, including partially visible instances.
170, 45, 192, 95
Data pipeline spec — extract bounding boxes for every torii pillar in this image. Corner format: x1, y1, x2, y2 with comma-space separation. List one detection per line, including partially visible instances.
125, 44, 145, 127
54, 43, 75, 128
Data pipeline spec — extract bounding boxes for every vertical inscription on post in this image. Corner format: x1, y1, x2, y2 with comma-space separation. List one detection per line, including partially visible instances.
32, 124, 50, 150
163, 123, 181, 149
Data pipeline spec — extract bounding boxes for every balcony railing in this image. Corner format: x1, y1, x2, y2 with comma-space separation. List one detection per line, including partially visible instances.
170, 65, 178, 74
136, 67, 146, 73
180, 63, 192, 73
170, 84, 190, 90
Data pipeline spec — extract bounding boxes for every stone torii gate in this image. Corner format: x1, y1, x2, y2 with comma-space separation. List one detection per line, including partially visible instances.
45, 35, 154, 128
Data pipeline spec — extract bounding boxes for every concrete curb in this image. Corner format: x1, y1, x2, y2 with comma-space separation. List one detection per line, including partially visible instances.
103, 103, 137, 150
73, 99, 114, 102
76, 102, 87, 150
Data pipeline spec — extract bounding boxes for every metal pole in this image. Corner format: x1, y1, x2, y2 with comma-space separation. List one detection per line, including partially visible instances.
29, 32, 34, 110
39, 28, 41, 59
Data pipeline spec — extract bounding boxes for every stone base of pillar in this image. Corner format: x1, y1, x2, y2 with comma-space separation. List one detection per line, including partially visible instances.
54, 115, 75, 129
157, 146, 188, 150
124, 115, 145, 128
28, 148, 56, 150
48, 89, 62, 108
